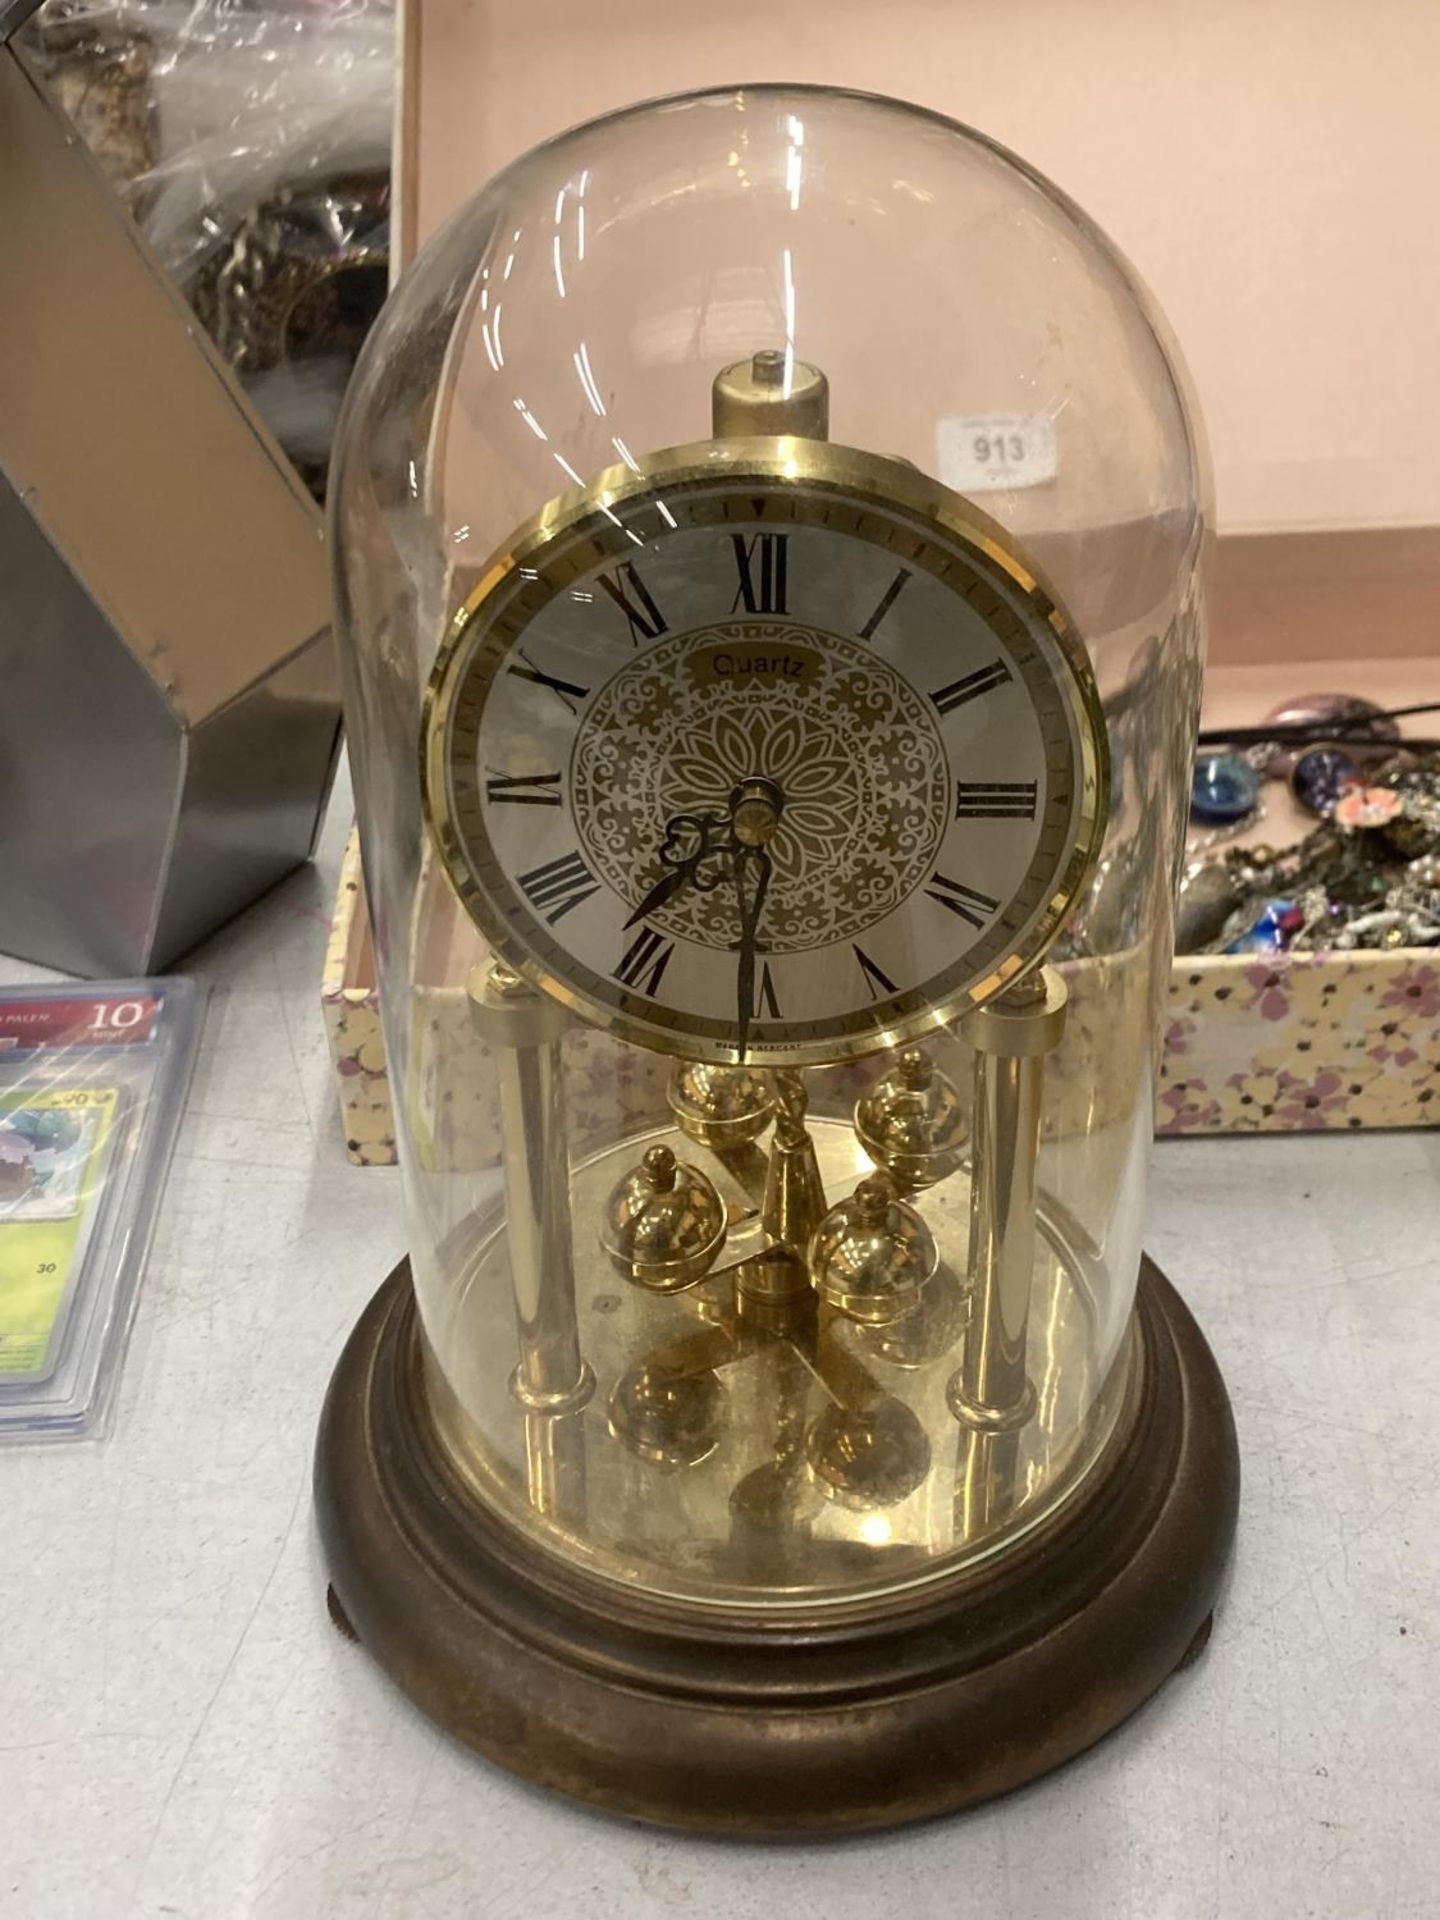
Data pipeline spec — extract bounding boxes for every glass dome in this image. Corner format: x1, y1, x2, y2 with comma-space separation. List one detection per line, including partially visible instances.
331, 84, 1209, 1610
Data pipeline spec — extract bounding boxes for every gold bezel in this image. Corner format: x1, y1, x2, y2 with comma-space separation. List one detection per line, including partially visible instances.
422, 436, 1109, 1065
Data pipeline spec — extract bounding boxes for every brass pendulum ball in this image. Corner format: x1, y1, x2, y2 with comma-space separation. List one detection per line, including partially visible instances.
667, 1061, 777, 1151
854, 1049, 969, 1193
600, 1144, 728, 1293
808, 1173, 939, 1326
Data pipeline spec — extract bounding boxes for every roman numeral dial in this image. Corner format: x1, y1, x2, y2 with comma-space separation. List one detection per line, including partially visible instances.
614, 927, 675, 997
517, 851, 600, 924
854, 946, 899, 1001
955, 780, 1038, 819
753, 962, 781, 1020
508, 651, 589, 713
429, 449, 1100, 1069
932, 660, 1012, 713
730, 533, 789, 615
485, 771, 562, 807
859, 568, 910, 640
597, 563, 666, 643
925, 874, 1000, 929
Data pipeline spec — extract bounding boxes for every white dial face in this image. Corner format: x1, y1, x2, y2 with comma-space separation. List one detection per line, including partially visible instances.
426, 444, 1104, 1064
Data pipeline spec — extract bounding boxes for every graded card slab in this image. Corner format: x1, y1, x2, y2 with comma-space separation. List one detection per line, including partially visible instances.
0, 1088, 122, 1382
0, 977, 201, 1437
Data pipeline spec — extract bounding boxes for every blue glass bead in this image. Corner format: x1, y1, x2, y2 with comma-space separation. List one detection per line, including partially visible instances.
1290, 746, 1362, 817
1224, 899, 1305, 955
1261, 693, 1400, 776
1191, 751, 1260, 825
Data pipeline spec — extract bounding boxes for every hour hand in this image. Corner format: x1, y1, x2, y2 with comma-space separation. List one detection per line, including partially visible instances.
623, 811, 726, 929
623, 863, 697, 929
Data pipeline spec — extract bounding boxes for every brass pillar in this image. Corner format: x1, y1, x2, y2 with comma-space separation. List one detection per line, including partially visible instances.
949, 967, 1067, 1526
467, 963, 593, 1520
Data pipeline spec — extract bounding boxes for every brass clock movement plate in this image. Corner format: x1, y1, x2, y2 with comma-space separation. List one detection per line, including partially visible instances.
426, 1112, 1126, 1606
423, 438, 1108, 1064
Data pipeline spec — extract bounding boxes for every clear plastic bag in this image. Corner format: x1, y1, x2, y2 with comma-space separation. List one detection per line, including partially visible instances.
26, 0, 393, 279
22, 0, 393, 492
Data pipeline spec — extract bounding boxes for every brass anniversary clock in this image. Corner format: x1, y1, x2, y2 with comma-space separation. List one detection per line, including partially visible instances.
319, 85, 1237, 1830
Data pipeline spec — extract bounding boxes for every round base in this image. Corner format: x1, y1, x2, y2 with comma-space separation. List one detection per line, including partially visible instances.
314, 1257, 1238, 1833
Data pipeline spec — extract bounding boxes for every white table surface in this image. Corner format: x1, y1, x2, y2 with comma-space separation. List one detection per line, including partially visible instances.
3, 763, 1437, 1920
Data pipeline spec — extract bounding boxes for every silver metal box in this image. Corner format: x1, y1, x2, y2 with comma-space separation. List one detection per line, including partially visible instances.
0, 41, 340, 976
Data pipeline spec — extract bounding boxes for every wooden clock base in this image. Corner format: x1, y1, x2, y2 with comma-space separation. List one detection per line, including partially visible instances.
314, 1256, 1237, 1833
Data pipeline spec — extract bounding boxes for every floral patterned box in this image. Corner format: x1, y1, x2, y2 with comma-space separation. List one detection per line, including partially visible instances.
1158, 949, 1439, 1136
321, 835, 398, 1168
323, 830, 1440, 1165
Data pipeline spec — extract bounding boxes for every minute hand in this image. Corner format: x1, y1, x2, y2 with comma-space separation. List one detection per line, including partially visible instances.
732, 842, 772, 1061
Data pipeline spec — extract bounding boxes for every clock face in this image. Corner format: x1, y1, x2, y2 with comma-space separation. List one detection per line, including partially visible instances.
424, 441, 1105, 1064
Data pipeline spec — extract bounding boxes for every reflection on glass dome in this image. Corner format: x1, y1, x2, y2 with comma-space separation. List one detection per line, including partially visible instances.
330, 83, 1209, 1609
